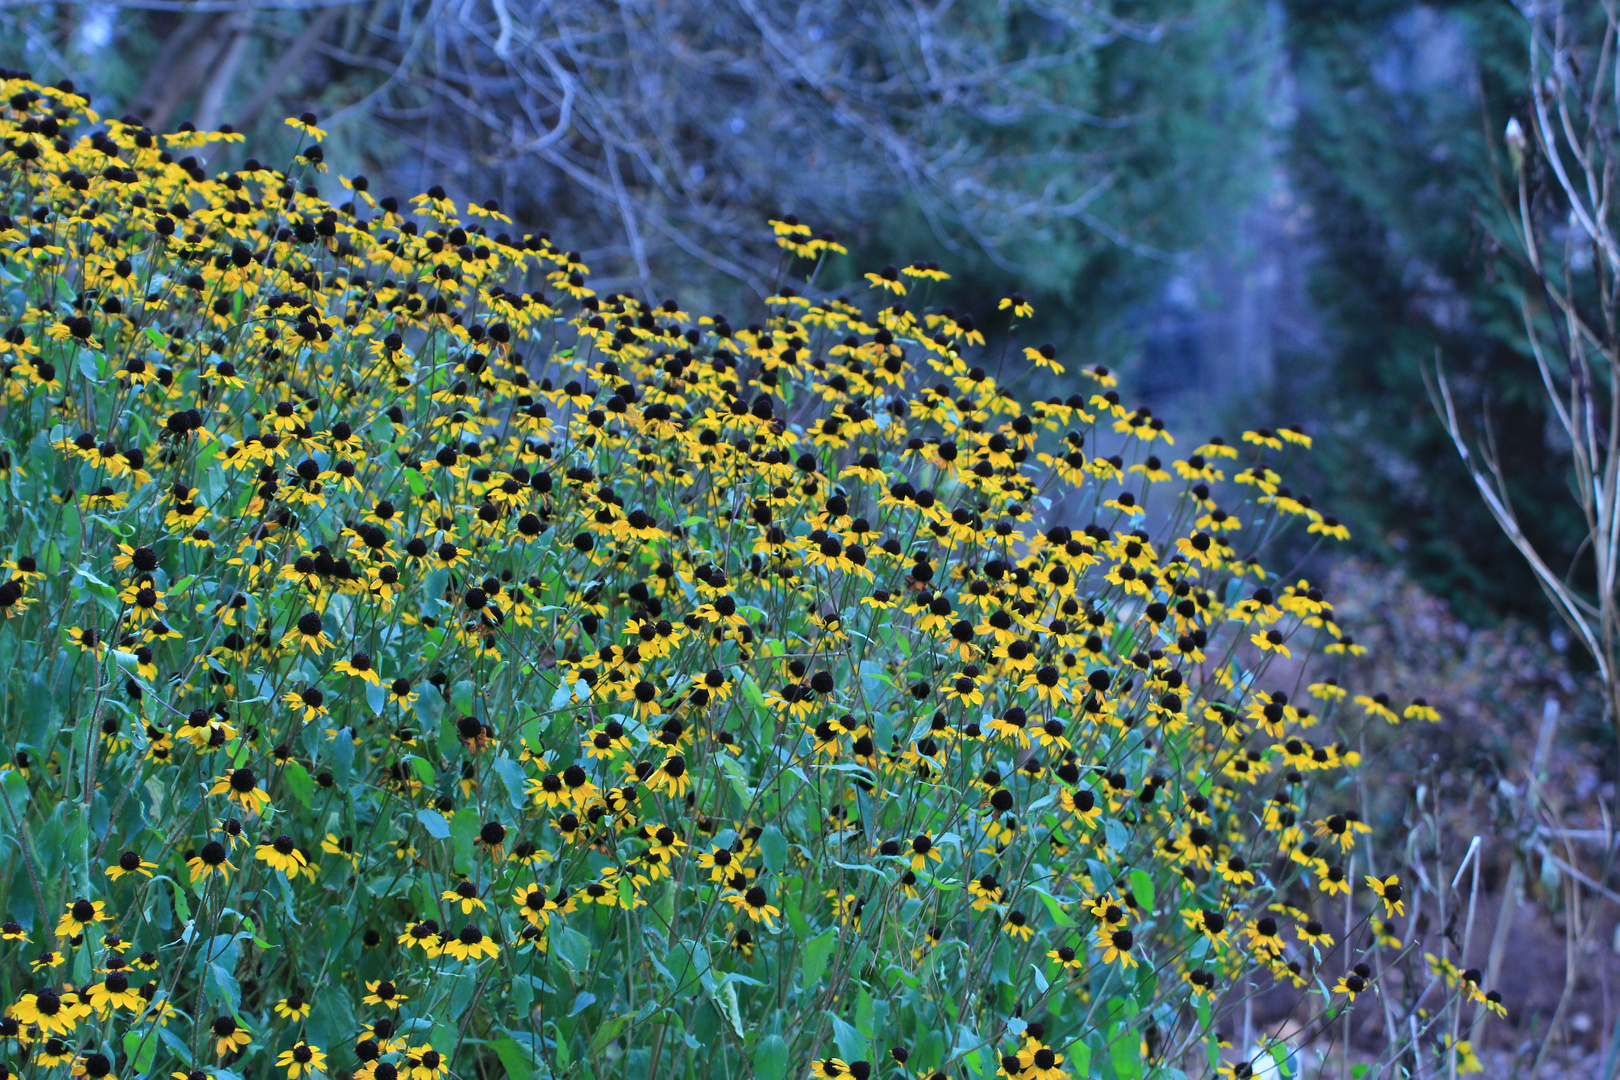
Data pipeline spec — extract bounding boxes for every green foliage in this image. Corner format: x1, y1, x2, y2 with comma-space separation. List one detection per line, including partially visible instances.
0, 78, 1463, 1080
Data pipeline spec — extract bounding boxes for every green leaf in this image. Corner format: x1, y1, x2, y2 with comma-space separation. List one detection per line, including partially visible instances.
282, 761, 314, 809
759, 826, 787, 873
205, 962, 240, 1009
0, 769, 27, 816
492, 757, 529, 809
802, 930, 835, 991
548, 679, 578, 710
486, 1036, 531, 1080
713, 979, 744, 1038
554, 928, 591, 972
169, 877, 191, 927
1128, 869, 1155, 913
416, 808, 451, 839
143, 327, 168, 348
784, 893, 810, 939
830, 1016, 866, 1063
123, 1030, 159, 1076
156, 1025, 193, 1066
1109, 1023, 1141, 1080
1103, 817, 1129, 852
591, 1015, 630, 1054
753, 1034, 789, 1080
855, 986, 874, 1038
511, 975, 534, 1017
450, 809, 479, 871
1033, 888, 1078, 928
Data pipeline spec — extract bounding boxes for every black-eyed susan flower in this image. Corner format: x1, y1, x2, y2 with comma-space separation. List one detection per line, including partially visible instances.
442, 879, 487, 914
188, 841, 237, 884
334, 651, 381, 684
1366, 874, 1405, 917
1185, 908, 1229, 946
363, 979, 407, 1007
276, 1041, 326, 1078
1403, 697, 1440, 722
405, 1045, 449, 1080
212, 1016, 252, 1057
443, 924, 499, 962
55, 898, 107, 938
211, 769, 271, 814
1016, 1044, 1067, 1080
906, 833, 942, 871
274, 992, 312, 1020
726, 885, 781, 927
85, 971, 143, 1014
1095, 926, 1136, 968
34, 1038, 75, 1067
13, 987, 90, 1034
1333, 971, 1368, 1002
283, 611, 333, 653
398, 920, 445, 957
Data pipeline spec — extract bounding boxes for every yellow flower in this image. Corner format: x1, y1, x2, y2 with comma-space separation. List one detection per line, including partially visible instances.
1333, 971, 1369, 1001
276, 1041, 327, 1079
1095, 926, 1138, 968
11, 987, 91, 1034
442, 880, 488, 914
55, 898, 107, 937
333, 652, 382, 685
210, 769, 272, 815
1403, 697, 1441, 722
274, 992, 313, 1019
256, 834, 309, 876
363, 979, 408, 1006
187, 841, 237, 884
442, 924, 499, 961
406, 1045, 450, 1080
1017, 1044, 1068, 1080
1022, 343, 1065, 374
1365, 873, 1405, 917
864, 266, 907, 295
86, 971, 144, 1014
212, 1015, 252, 1057
726, 885, 781, 927
998, 294, 1034, 318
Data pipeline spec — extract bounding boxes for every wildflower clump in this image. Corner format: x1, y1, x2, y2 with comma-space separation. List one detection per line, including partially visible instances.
0, 77, 1482, 1080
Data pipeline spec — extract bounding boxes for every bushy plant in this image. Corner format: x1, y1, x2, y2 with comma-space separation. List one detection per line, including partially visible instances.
0, 79, 1485, 1080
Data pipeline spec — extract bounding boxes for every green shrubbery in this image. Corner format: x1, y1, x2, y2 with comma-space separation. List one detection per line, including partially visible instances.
0, 84, 1477, 1080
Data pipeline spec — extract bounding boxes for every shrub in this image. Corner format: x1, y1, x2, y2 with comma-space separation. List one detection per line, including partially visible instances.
0, 80, 1474, 1080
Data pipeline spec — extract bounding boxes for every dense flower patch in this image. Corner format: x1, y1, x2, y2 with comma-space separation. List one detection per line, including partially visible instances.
0, 77, 1492, 1080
